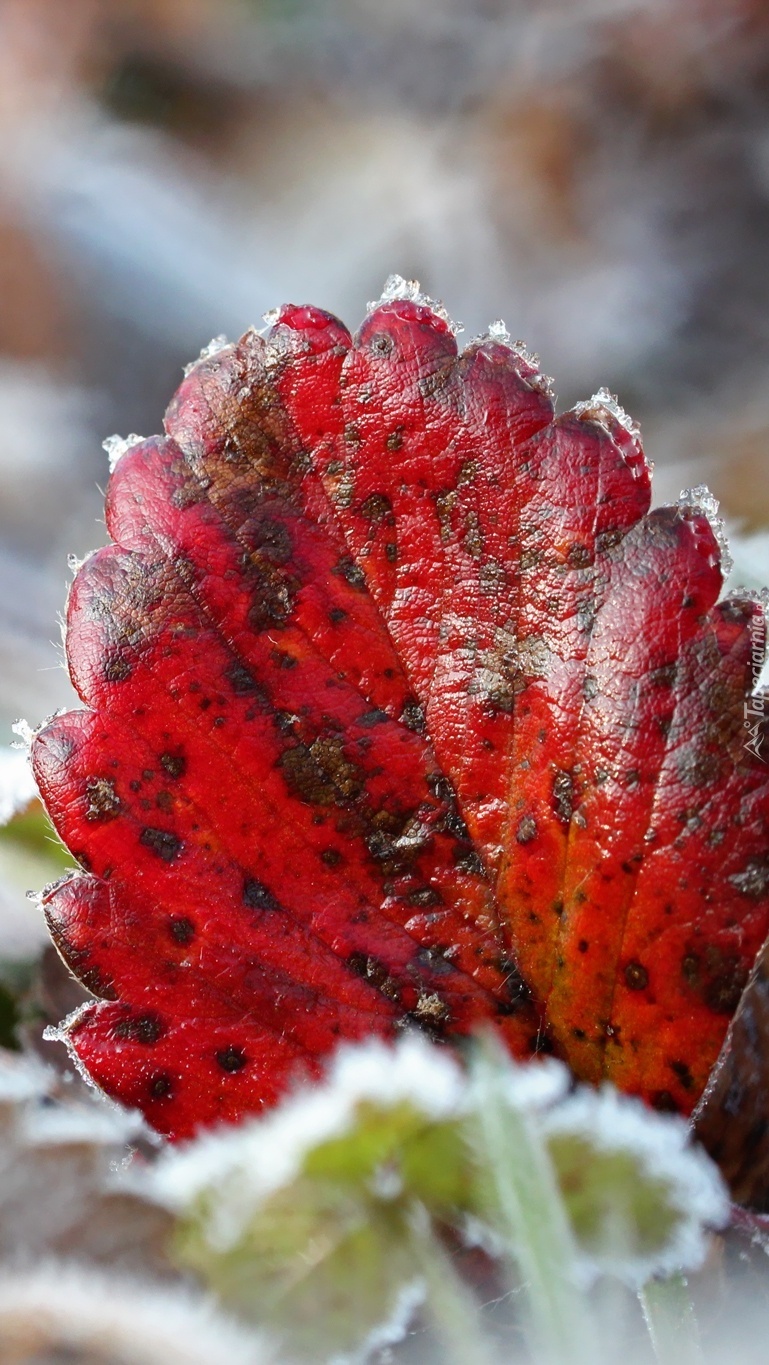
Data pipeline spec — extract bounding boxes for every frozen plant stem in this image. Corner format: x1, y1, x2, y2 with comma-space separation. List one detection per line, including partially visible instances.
472, 1043, 601, 1365
639, 1274, 704, 1365
408, 1206, 499, 1365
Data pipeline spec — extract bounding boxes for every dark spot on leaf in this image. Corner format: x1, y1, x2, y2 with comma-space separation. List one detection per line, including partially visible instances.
578, 939, 589, 954
359, 709, 389, 728
104, 653, 132, 682
243, 878, 281, 912
406, 886, 443, 908
251, 516, 292, 565
670, 1059, 694, 1090
567, 542, 592, 568
216, 1046, 247, 1073
728, 858, 769, 900
347, 952, 400, 1000
320, 848, 342, 867
247, 563, 297, 631
113, 1011, 165, 1045
516, 814, 537, 844
169, 916, 195, 945
139, 827, 182, 862
552, 770, 573, 824
333, 555, 366, 591
651, 1091, 679, 1113
159, 752, 186, 779
624, 961, 648, 991
360, 493, 393, 523
149, 1073, 174, 1100
369, 331, 394, 357
226, 662, 260, 694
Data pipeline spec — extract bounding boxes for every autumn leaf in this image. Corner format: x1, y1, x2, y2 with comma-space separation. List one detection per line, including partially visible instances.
31, 277, 769, 1141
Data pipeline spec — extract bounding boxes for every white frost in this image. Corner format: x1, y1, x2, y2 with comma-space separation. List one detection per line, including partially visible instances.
474, 321, 555, 397
678, 484, 734, 576
149, 1035, 465, 1246
102, 433, 145, 473
542, 1084, 729, 1286
0, 1262, 269, 1365
182, 335, 230, 377
367, 274, 460, 334
574, 386, 642, 444
0, 744, 37, 825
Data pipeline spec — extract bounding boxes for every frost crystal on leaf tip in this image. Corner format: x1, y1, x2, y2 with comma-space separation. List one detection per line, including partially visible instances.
368, 275, 460, 333
574, 386, 642, 444
473, 322, 555, 397
102, 434, 145, 474
542, 1084, 729, 1285
182, 336, 230, 377
678, 484, 734, 577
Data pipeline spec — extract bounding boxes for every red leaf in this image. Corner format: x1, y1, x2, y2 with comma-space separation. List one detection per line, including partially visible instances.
32, 286, 769, 1141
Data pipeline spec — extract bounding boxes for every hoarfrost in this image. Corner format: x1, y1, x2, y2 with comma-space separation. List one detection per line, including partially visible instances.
0, 1263, 269, 1365
149, 1035, 465, 1245
542, 1084, 729, 1286
678, 484, 733, 577
10, 719, 35, 751
332, 1277, 426, 1365
473, 320, 555, 396
102, 434, 145, 473
0, 745, 37, 825
499, 1057, 571, 1113
182, 335, 230, 377
574, 386, 642, 443
368, 274, 461, 333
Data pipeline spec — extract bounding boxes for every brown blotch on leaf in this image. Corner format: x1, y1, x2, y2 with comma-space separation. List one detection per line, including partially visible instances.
729, 858, 769, 900
552, 770, 574, 824
104, 653, 132, 682
139, 827, 183, 862
347, 951, 400, 1001
333, 555, 367, 591
247, 562, 297, 631
113, 1011, 165, 1045
226, 662, 260, 695
360, 492, 394, 524
279, 737, 365, 807
516, 814, 537, 844
160, 752, 187, 779
85, 777, 121, 823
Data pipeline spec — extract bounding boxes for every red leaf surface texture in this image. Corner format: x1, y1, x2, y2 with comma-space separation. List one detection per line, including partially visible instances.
32, 285, 769, 1140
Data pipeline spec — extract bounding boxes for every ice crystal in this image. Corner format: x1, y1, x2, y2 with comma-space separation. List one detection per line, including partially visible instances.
102, 434, 145, 474
368, 274, 460, 333
678, 484, 734, 577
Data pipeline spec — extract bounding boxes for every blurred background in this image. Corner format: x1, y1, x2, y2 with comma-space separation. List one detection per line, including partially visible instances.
1, 0, 769, 961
